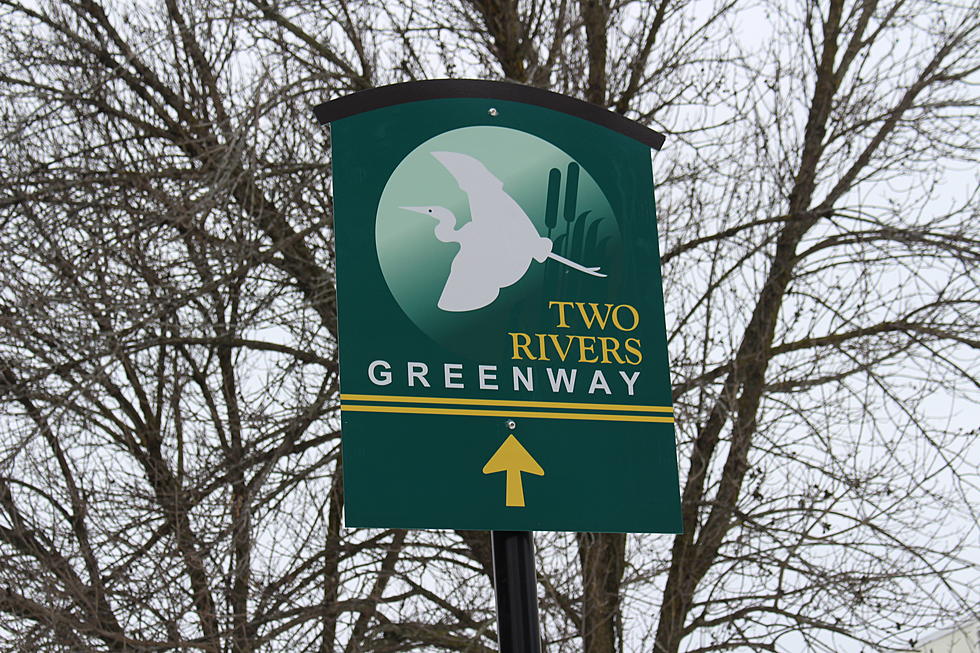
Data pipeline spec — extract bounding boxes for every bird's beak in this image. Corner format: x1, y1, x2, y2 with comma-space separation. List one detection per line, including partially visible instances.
399, 206, 430, 215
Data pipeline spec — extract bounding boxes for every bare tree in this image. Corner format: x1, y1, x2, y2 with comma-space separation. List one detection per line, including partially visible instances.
0, 0, 976, 652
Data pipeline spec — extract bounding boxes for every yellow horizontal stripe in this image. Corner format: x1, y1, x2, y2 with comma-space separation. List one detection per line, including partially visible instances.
339, 393, 673, 414
341, 403, 675, 423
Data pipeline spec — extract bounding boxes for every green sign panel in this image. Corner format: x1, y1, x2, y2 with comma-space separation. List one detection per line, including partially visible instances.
314, 80, 680, 533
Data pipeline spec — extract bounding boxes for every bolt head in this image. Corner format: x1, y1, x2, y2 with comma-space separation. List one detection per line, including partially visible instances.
488, 107, 499, 117
506, 419, 517, 430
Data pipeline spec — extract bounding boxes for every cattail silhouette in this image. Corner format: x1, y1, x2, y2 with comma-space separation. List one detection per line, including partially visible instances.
548, 233, 567, 291
569, 210, 592, 263
562, 162, 579, 255
572, 214, 607, 297
584, 217, 604, 259
545, 168, 561, 237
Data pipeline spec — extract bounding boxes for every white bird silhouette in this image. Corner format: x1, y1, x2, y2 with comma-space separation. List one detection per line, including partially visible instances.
402, 151, 605, 312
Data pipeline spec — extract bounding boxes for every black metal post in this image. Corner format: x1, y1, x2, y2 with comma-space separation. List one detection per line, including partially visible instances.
491, 531, 541, 653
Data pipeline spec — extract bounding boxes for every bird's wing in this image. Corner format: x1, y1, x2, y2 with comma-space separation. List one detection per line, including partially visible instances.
431, 151, 539, 233
438, 249, 500, 311
430, 151, 503, 195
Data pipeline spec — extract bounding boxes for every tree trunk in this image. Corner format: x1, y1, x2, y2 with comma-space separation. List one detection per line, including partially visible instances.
578, 532, 626, 653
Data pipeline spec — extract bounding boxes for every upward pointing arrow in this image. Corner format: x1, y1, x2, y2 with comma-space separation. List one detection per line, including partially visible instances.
482, 435, 544, 507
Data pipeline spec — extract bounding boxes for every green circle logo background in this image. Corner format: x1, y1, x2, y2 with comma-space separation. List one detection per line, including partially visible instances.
376, 126, 621, 357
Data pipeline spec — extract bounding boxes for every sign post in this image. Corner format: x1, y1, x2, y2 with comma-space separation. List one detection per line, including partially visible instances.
313, 79, 679, 651
492, 531, 541, 653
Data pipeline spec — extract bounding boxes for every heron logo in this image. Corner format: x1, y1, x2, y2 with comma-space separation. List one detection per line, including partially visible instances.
401, 151, 607, 312
376, 126, 621, 351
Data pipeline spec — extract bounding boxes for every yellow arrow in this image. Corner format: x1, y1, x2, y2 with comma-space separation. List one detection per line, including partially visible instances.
482, 435, 544, 507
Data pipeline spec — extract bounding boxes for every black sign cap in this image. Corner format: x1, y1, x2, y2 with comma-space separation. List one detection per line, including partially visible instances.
313, 79, 666, 151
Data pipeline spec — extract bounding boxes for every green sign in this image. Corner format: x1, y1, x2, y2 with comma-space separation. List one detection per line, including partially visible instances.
314, 80, 681, 533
